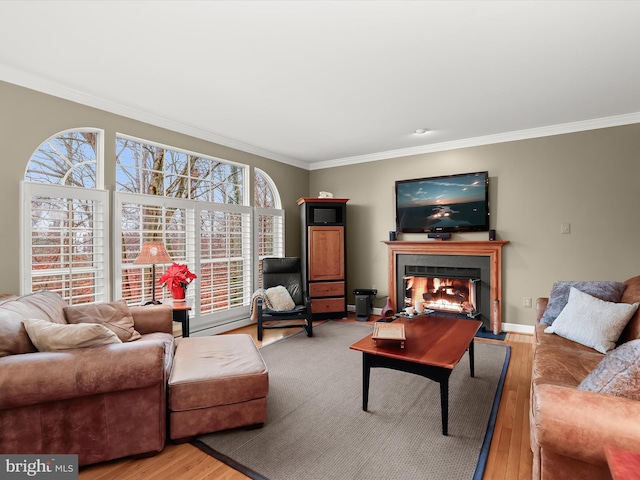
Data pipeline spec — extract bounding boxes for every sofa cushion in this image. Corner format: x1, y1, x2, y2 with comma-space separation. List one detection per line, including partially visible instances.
22, 318, 121, 351
0, 291, 68, 357
544, 287, 639, 353
531, 344, 603, 389
540, 281, 626, 326
578, 339, 640, 401
65, 300, 141, 342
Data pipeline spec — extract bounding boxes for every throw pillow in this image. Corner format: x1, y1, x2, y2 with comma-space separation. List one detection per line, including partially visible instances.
540, 281, 626, 325
578, 339, 640, 401
23, 318, 121, 351
265, 285, 296, 311
64, 300, 141, 342
544, 287, 639, 353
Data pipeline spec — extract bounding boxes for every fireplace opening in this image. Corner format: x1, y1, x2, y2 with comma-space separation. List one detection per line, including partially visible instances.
403, 266, 481, 319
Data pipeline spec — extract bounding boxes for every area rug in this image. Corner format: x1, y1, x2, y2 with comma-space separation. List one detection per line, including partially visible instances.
193, 321, 510, 480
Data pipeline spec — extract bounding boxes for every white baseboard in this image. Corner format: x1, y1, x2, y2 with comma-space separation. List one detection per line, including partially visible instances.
501, 322, 535, 334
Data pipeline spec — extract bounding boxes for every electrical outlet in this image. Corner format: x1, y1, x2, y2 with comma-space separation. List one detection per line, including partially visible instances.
561, 223, 571, 234
523, 297, 532, 308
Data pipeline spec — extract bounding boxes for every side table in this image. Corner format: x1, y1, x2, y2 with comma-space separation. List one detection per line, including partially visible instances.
167, 299, 192, 337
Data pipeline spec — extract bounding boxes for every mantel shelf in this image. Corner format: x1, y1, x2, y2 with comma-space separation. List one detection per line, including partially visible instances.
383, 240, 508, 249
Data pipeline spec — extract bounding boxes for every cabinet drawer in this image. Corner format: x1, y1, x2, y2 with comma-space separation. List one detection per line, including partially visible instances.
309, 281, 344, 297
311, 297, 345, 313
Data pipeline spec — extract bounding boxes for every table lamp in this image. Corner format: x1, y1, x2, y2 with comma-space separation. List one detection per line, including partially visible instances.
134, 241, 172, 305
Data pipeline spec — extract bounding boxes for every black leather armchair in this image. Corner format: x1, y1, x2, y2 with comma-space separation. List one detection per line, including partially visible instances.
257, 257, 313, 341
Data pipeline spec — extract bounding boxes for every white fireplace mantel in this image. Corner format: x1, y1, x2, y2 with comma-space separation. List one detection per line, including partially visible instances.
384, 240, 509, 331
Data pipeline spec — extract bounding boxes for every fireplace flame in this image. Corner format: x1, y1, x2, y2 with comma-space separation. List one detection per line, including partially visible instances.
404, 275, 476, 314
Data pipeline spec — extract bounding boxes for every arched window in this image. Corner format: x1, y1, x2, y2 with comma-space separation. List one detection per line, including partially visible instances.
21, 129, 108, 304
25, 130, 101, 188
254, 168, 284, 287
255, 168, 280, 209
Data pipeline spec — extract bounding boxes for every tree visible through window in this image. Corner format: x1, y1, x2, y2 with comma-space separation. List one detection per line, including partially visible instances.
115, 136, 251, 323
21, 129, 285, 332
254, 168, 284, 287
26, 130, 99, 188
22, 129, 107, 304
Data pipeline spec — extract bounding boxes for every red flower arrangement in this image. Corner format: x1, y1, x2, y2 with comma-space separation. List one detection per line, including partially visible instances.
159, 263, 197, 301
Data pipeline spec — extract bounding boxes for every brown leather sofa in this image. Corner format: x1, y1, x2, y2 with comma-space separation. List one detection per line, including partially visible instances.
0, 291, 175, 466
530, 276, 640, 480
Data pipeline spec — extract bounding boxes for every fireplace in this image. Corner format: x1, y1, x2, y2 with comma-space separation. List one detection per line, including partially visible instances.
384, 241, 508, 332
403, 266, 481, 318
399, 255, 489, 328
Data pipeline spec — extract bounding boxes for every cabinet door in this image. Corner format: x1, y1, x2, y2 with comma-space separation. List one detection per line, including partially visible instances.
308, 226, 344, 281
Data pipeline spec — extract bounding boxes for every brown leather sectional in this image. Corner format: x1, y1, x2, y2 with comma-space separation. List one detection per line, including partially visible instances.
0, 291, 175, 466
530, 276, 640, 479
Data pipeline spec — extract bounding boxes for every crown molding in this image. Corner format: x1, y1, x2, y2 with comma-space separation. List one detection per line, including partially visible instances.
3, 64, 639, 173
0, 64, 310, 170
309, 112, 640, 170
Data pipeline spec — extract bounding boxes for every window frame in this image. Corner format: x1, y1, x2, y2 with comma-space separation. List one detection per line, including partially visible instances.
20, 181, 110, 303
20, 128, 108, 304
253, 167, 285, 288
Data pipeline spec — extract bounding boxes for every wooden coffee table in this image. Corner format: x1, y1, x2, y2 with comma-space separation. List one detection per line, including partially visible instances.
350, 315, 481, 435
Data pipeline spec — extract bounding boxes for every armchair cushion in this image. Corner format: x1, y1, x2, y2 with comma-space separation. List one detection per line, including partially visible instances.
22, 318, 121, 351
64, 300, 142, 342
264, 285, 296, 311
544, 287, 639, 353
262, 257, 304, 305
578, 339, 640, 401
540, 280, 626, 325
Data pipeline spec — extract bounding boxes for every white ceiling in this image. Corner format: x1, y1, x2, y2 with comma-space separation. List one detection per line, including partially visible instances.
2, 1, 640, 170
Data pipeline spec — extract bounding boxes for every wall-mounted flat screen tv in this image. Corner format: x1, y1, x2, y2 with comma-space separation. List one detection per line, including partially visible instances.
395, 171, 489, 233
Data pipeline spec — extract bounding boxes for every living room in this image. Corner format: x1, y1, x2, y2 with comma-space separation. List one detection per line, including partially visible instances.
1, 2, 640, 479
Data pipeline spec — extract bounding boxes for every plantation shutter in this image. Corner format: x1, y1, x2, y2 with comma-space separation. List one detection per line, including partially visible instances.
114, 192, 195, 305
21, 182, 109, 304
198, 203, 252, 315
254, 207, 285, 288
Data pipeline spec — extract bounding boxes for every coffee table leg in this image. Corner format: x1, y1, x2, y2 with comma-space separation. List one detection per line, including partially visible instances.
469, 339, 475, 378
363, 353, 370, 411
440, 378, 449, 436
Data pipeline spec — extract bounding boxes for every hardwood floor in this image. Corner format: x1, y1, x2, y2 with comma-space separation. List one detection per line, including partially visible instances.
79, 317, 534, 480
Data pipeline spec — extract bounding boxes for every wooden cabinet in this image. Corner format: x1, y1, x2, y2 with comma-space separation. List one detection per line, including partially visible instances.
298, 198, 348, 319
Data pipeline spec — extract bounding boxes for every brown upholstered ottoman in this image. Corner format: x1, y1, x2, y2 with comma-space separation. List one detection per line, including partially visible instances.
168, 334, 268, 441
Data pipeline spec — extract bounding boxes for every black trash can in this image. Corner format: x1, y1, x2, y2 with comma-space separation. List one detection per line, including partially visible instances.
353, 288, 377, 321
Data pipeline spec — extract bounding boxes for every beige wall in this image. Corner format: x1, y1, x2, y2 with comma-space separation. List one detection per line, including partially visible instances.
0, 81, 308, 296
310, 124, 640, 327
4, 80, 639, 328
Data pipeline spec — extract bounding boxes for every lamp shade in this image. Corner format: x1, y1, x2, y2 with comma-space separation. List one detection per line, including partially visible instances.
133, 242, 172, 265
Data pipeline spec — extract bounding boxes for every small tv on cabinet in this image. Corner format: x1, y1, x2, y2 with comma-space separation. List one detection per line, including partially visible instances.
395, 171, 489, 233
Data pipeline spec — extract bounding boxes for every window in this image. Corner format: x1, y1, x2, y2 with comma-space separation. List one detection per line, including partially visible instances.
21, 129, 108, 304
254, 168, 284, 288
116, 194, 193, 305
116, 138, 243, 202
199, 205, 252, 314
25, 130, 101, 188
20, 129, 284, 334
115, 135, 252, 331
